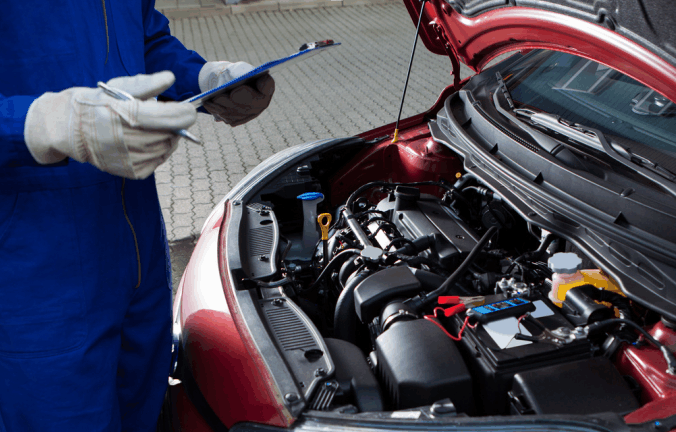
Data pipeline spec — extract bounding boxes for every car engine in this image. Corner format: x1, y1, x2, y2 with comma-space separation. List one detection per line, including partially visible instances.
250, 168, 676, 418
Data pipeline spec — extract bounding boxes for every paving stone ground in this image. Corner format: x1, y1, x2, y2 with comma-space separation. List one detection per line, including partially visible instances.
163, 3, 474, 288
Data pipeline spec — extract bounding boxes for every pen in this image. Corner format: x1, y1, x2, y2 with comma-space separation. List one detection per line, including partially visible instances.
97, 82, 201, 145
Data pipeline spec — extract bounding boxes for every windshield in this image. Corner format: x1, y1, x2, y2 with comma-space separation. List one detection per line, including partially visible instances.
502, 50, 676, 172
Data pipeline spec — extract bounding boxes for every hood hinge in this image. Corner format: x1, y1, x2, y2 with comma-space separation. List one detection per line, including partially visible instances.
431, 21, 461, 88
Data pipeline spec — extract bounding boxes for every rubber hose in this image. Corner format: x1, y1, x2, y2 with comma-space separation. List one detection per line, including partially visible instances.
530, 234, 555, 261
338, 255, 360, 288
333, 270, 370, 343
346, 181, 453, 212
394, 234, 436, 256
327, 236, 338, 260
410, 268, 445, 290
586, 318, 676, 374
401, 255, 446, 275
306, 248, 361, 291
415, 226, 499, 311
411, 267, 475, 296
578, 285, 633, 320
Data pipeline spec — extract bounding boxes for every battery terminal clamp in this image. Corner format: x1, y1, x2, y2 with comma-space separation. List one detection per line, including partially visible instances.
436, 296, 486, 317
513, 313, 588, 345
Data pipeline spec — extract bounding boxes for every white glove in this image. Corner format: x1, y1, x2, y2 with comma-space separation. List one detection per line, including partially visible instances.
24, 71, 197, 180
198, 61, 275, 127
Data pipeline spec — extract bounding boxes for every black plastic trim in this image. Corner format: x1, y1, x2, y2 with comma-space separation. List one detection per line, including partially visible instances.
221, 138, 368, 417
259, 297, 335, 401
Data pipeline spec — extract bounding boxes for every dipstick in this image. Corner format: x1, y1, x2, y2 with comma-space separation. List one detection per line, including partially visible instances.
318, 213, 332, 267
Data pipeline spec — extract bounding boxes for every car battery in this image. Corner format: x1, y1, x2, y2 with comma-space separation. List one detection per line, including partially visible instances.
451, 295, 594, 415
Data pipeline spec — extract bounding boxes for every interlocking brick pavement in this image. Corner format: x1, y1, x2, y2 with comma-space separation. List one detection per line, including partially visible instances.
161, 2, 473, 244
157, 0, 396, 19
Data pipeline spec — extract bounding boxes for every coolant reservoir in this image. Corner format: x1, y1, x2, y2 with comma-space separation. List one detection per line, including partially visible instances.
548, 253, 584, 306
547, 253, 624, 306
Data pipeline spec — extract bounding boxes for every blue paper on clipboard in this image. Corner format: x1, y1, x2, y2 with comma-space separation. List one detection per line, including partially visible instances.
183, 40, 341, 108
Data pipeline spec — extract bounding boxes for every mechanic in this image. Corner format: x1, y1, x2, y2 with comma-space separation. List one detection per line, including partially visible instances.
0, 2, 274, 431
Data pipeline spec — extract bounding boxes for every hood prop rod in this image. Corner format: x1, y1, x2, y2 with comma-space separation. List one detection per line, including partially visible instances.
392, 0, 428, 143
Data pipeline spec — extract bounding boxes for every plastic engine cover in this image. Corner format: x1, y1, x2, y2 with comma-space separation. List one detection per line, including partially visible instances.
509, 357, 639, 415
375, 319, 474, 413
376, 195, 479, 268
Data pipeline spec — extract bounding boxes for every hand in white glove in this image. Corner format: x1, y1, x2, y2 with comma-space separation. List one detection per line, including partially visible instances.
24, 71, 197, 180
198, 61, 275, 127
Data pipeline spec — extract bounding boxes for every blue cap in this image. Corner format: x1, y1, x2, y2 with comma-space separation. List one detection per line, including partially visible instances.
297, 192, 324, 201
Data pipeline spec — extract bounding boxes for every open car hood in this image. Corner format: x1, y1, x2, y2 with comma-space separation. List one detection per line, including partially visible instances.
404, 0, 676, 102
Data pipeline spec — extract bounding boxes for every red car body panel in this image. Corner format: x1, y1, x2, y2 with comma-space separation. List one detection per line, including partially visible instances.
176, 203, 292, 428
166, 385, 212, 432
624, 394, 676, 425
333, 124, 464, 206
618, 321, 676, 423
358, 79, 468, 143
402, 4, 676, 103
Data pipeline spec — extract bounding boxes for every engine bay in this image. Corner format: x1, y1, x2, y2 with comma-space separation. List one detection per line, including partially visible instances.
239, 133, 676, 422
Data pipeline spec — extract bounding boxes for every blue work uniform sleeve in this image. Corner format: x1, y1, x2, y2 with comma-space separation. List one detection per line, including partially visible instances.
142, 2, 207, 102
2, 2, 208, 170
0, 94, 42, 167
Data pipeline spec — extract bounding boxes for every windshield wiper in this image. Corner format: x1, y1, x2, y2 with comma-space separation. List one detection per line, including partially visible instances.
514, 110, 613, 153
624, 150, 676, 182
489, 72, 676, 195
495, 72, 515, 110
515, 111, 676, 194
521, 112, 676, 176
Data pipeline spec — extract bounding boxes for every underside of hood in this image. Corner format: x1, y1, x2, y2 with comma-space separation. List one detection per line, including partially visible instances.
403, 0, 676, 102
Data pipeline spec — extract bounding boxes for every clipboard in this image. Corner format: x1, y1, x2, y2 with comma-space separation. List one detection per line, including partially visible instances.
183, 40, 341, 108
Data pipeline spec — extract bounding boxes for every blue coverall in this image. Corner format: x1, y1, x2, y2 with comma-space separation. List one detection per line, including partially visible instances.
0, 1, 206, 430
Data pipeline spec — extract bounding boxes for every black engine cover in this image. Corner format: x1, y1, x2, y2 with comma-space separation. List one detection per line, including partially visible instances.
375, 319, 474, 413
377, 195, 478, 267
509, 357, 639, 416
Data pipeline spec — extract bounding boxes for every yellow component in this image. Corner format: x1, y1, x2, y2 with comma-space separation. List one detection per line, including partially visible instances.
579, 269, 623, 295
391, 129, 400, 143
455, 172, 462, 179
317, 213, 332, 241
552, 269, 624, 306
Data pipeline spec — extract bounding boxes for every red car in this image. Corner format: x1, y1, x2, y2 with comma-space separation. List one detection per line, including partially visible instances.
164, 0, 676, 430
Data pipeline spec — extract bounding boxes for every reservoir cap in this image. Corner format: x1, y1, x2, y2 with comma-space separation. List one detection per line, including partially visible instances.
297, 192, 324, 201
548, 253, 583, 274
